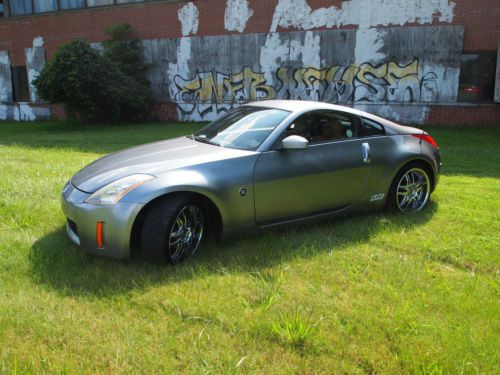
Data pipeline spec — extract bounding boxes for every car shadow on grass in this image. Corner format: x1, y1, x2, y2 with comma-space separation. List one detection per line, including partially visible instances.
29, 202, 438, 297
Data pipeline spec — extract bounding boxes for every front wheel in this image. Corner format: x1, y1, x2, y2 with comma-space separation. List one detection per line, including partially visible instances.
388, 164, 431, 213
141, 195, 205, 264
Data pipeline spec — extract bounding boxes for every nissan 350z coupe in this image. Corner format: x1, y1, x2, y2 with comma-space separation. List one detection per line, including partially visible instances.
62, 100, 441, 263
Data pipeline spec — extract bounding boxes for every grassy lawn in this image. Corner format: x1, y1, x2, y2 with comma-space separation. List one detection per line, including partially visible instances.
0, 121, 499, 374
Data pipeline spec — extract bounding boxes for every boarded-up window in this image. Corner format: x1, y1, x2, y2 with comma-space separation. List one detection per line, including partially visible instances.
495, 43, 500, 103
458, 53, 497, 103
11, 66, 30, 102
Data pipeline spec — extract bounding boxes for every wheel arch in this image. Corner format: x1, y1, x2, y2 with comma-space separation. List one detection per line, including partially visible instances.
392, 157, 436, 192
130, 191, 223, 257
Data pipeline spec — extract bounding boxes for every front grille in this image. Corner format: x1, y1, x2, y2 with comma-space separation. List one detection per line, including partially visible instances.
67, 218, 78, 235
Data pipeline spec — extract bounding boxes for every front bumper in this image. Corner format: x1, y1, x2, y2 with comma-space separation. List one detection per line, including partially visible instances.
61, 182, 145, 259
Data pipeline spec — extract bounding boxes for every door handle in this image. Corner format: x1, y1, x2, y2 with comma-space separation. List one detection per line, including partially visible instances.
362, 142, 371, 163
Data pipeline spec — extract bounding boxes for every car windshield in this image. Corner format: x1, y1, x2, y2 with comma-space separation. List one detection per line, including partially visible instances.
193, 106, 290, 150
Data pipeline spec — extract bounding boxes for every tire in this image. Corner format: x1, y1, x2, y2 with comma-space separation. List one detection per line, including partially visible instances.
141, 194, 205, 264
387, 162, 432, 213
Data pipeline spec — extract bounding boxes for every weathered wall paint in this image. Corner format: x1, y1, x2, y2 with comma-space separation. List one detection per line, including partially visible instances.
178, 2, 199, 37
225, 0, 254, 33
33, 36, 44, 48
353, 103, 430, 124
143, 26, 463, 123
0, 104, 13, 120
270, 0, 456, 32
0, 103, 51, 121
25, 37, 46, 102
0, 51, 13, 102
173, 59, 437, 108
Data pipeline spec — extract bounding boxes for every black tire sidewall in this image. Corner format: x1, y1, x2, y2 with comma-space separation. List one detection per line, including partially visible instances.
140, 194, 204, 264
387, 162, 432, 213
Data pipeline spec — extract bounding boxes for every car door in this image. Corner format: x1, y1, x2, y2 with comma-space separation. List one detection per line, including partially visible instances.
253, 109, 370, 224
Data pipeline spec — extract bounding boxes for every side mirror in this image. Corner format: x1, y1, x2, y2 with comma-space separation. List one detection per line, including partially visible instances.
282, 135, 309, 150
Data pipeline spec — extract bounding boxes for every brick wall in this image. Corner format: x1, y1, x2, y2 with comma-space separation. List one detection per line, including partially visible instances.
0, 0, 499, 124
428, 104, 500, 125
1, 0, 499, 65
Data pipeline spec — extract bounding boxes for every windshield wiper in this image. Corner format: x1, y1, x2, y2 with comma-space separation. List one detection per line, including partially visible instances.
188, 134, 220, 146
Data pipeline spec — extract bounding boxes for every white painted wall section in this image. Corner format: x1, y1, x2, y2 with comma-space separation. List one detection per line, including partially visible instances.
259, 33, 290, 86
25, 37, 46, 102
0, 51, 13, 102
224, 0, 254, 33
354, 28, 387, 64
270, 0, 455, 31
289, 31, 321, 67
178, 2, 199, 37
33, 36, 44, 48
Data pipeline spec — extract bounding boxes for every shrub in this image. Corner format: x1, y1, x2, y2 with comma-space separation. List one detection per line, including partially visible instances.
102, 23, 149, 86
34, 38, 151, 122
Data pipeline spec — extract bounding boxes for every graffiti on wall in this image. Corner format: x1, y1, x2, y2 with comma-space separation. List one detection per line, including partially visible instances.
172, 59, 439, 117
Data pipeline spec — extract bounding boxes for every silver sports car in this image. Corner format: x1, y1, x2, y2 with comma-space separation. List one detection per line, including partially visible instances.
62, 100, 441, 263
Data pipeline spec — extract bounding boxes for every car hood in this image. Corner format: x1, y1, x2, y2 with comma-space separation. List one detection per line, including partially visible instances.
71, 136, 256, 193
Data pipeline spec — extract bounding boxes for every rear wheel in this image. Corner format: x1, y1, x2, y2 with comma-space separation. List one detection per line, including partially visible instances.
141, 195, 204, 264
388, 163, 431, 213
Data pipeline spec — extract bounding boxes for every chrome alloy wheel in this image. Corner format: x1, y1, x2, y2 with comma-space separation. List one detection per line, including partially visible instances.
396, 168, 430, 212
168, 205, 204, 261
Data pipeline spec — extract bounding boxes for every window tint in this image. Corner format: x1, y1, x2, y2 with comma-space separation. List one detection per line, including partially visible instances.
34, 0, 58, 13
458, 53, 497, 103
196, 106, 290, 150
361, 118, 385, 137
60, 0, 85, 10
7, 0, 147, 16
285, 110, 359, 143
10, 0, 32, 15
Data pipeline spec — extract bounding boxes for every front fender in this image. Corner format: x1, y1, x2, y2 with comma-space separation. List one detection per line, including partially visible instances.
121, 157, 258, 230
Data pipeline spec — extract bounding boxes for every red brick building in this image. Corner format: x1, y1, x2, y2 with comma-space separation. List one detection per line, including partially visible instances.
0, 0, 498, 124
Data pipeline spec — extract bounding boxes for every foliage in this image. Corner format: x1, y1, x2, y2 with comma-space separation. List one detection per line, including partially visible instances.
0, 123, 499, 373
247, 269, 284, 310
272, 310, 320, 349
102, 23, 149, 86
34, 31, 151, 123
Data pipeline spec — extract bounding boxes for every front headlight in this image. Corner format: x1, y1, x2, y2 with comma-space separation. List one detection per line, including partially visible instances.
85, 174, 156, 205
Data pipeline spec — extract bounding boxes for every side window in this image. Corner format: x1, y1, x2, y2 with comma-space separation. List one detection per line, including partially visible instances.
285, 110, 359, 143
361, 118, 385, 137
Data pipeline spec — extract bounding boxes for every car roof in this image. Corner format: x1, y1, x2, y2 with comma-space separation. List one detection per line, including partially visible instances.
244, 99, 364, 116
243, 100, 423, 135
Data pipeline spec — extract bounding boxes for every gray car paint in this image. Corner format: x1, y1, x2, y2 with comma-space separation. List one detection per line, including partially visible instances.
254, 138, 370, 223
62, 100, 440, 259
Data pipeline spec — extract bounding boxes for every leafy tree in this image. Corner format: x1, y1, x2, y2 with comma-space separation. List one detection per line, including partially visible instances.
34, 25, 152, 123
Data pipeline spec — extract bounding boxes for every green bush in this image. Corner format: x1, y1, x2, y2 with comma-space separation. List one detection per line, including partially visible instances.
34, 37, 151, 123
102, 23, 149, 86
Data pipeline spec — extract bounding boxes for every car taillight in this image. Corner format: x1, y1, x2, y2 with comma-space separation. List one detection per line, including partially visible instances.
412, 133, 439, 149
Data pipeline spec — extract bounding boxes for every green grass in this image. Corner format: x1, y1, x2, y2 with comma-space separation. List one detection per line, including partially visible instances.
0, 120, 499, 374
